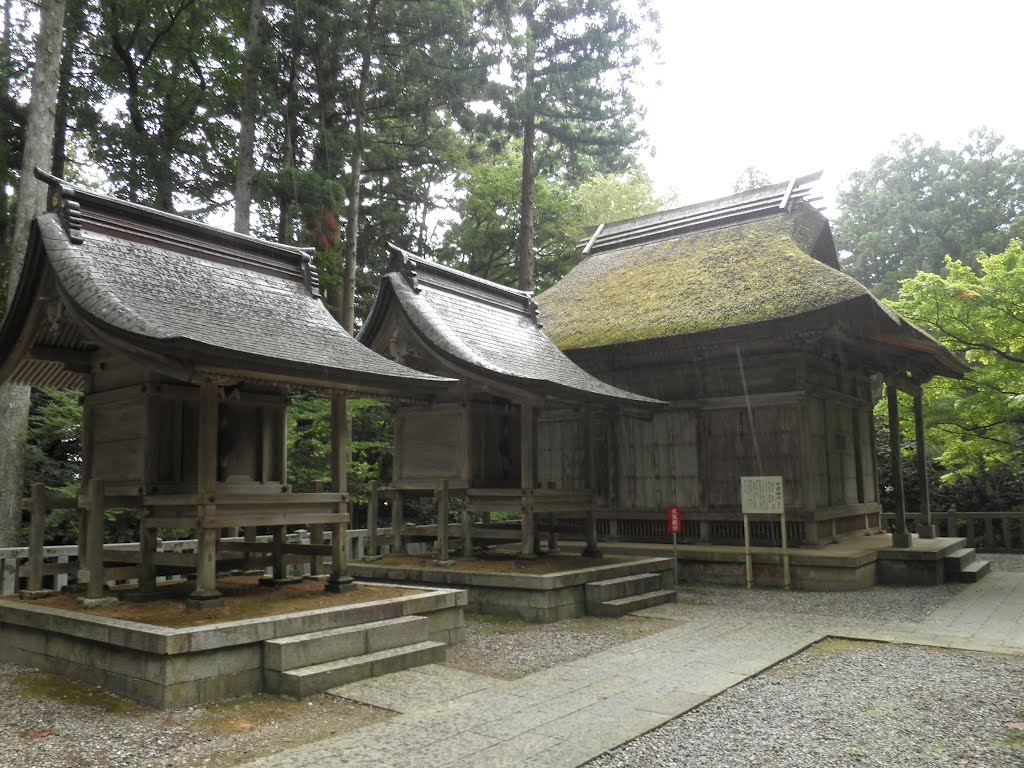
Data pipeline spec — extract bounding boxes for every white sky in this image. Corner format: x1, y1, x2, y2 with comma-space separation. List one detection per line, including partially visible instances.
632, 0, 1024, 213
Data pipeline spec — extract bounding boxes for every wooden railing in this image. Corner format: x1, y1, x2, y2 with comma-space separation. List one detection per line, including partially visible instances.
0, 527, 394, 596
881, 511, 1024, 552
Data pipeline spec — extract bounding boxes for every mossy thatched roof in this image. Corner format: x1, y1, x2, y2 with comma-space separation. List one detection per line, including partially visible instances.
538, 205, 878, 351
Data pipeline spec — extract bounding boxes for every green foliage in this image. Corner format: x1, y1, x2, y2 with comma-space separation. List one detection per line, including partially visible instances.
732, 166, 771, 193
888, 241, 1024, 484
288, 392, 392, 508
836, 130, 1024, 298
441, 152, 668, 290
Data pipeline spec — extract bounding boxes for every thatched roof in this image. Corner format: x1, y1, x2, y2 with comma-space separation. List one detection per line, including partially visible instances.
0, 173, 453, 396
537, 182, 966, 379
359, 246, 661, 405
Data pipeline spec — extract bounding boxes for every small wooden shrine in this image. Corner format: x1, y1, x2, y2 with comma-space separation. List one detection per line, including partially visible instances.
0, 172, 450, 608
358, 247, 660, 559
535, 174, 968, 549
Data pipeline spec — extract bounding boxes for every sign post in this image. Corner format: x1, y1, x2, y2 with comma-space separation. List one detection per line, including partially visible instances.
667, 506, 681, 585
740, 476, 789, 590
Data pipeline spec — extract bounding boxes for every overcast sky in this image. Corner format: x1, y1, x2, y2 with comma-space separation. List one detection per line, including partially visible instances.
632, 0, 1024, 212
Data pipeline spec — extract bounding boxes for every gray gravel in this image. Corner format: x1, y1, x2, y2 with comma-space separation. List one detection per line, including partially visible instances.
586, 639, 1024, 768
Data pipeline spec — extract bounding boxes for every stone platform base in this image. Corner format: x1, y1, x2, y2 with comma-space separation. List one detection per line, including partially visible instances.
348, 557, 675, 622
0, 582, 465, 708
559, 534, 974, 590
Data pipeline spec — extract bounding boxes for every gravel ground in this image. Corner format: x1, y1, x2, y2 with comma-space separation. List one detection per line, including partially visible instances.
586, 639, 1024, 768
3, 554, 1022, 768
447, 613, 678, 679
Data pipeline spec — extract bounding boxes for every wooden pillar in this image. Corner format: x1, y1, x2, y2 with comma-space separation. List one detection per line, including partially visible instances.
25, 483, 47, 593
391, 490, 404, 555
913, 390, 935, 539
851, 406, 866, 504
435, 479, 451, 563
189, 381, 223, 607
139, 520, 157, 595
582, 408, 601, 557
84, 478, 106, 600
326, 394, 354, 592
461, 494, 474, 558
309, 480, 325, 574
887, 382, 912, 548
365, 480, 380, 559
519, 403, 537, 559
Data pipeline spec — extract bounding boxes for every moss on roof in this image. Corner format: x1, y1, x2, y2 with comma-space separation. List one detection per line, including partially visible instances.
537, 209, 870, 351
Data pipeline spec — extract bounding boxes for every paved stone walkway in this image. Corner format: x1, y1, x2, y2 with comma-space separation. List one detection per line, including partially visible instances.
236, 573, 1024, 768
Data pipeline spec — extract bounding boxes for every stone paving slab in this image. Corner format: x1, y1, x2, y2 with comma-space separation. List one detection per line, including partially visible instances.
236, 573, 1024, 768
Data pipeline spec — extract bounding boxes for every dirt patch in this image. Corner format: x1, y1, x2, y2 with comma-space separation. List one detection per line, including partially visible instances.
5, 578, 422, 628
369, 552, 624, 574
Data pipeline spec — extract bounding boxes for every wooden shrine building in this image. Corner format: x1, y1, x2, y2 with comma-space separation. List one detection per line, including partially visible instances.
358, 246, 660, 559
0, 172, 450, 608
534, 175, 967, 549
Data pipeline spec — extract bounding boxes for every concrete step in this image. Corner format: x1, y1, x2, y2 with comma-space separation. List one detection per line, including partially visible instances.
585, 573, 663, 604
264, 615, 428, 672
960, 560, 991, 583
267, 640, 446, 698
943, 547, 977, 579
588, 589, 678, 618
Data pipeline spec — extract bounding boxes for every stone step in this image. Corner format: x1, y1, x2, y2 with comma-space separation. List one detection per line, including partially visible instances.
584, 573, 664, 604
960, 560, 991, 583
943, 547, 978, 579
264, 615, 428, 672
267, 640, 447, 699
588, 589, 678, 618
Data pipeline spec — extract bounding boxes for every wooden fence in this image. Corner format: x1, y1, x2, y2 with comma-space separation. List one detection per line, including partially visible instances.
881, 511, 1024, 552
0, 528, 395, 597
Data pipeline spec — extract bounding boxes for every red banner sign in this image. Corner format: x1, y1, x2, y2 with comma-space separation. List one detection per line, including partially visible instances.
667, 506, 682, 535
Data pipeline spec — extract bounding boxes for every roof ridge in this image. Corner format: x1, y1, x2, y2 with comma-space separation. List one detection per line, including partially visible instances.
34, 168, 322, 298
386, 244, 540, 321
582, 172, 823, 256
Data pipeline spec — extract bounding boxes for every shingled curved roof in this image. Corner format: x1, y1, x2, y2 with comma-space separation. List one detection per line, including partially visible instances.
0, 174, 452, 395
359, 247, 661, 405
537, 181, 965, 379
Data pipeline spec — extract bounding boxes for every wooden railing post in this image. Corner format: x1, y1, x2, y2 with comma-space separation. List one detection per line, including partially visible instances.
365, 480, 379, 559
309, 479, 325, 575
435, 479, 451, 563
25, 484, 47, 593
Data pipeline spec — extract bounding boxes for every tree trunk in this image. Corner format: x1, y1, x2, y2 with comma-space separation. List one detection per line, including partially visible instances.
234, 0, 265, 236
517, 8, 537, 293
277, 41, 300, 243
517, 110, 536, 292
51, 0, 85, 180
0, 0, 66, 547
340, 0, 377, 334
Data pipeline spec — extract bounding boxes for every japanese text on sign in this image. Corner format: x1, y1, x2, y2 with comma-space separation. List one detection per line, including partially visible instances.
741, 476, 784, 515
667, 506, 682, 534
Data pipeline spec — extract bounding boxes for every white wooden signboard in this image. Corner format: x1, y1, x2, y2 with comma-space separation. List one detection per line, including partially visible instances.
740, 475, 790, 590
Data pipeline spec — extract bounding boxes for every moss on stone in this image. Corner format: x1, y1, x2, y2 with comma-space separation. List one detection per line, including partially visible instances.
537, 210, 869, 351
14, 673, 138, 714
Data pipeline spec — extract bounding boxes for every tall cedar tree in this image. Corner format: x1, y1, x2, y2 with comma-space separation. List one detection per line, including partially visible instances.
477, 0, 654, 291
0, 0, 65, 546
836, 130, 1024, 299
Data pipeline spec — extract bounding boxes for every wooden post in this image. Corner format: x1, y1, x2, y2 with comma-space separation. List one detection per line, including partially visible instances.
365, 480, 380, 559
189, 381, 223, 607
887, 382, 912, 548
582, 408, 601, 558
519, 403, 537, 559
310, 480, 325, 574
391, 490, 404, 555
25, 483, 46, 593
84, 477, 106, 600
461, 494, 474, 558
852, 406, 866, 504
139, 520, 157, 595
326, 395, 354, 592
912, 390, 935, 539
435, 479, 452, 563
271, 526, 286, 580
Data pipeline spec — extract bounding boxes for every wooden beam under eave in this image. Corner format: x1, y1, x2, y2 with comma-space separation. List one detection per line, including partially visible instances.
27, 345, 92, 372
